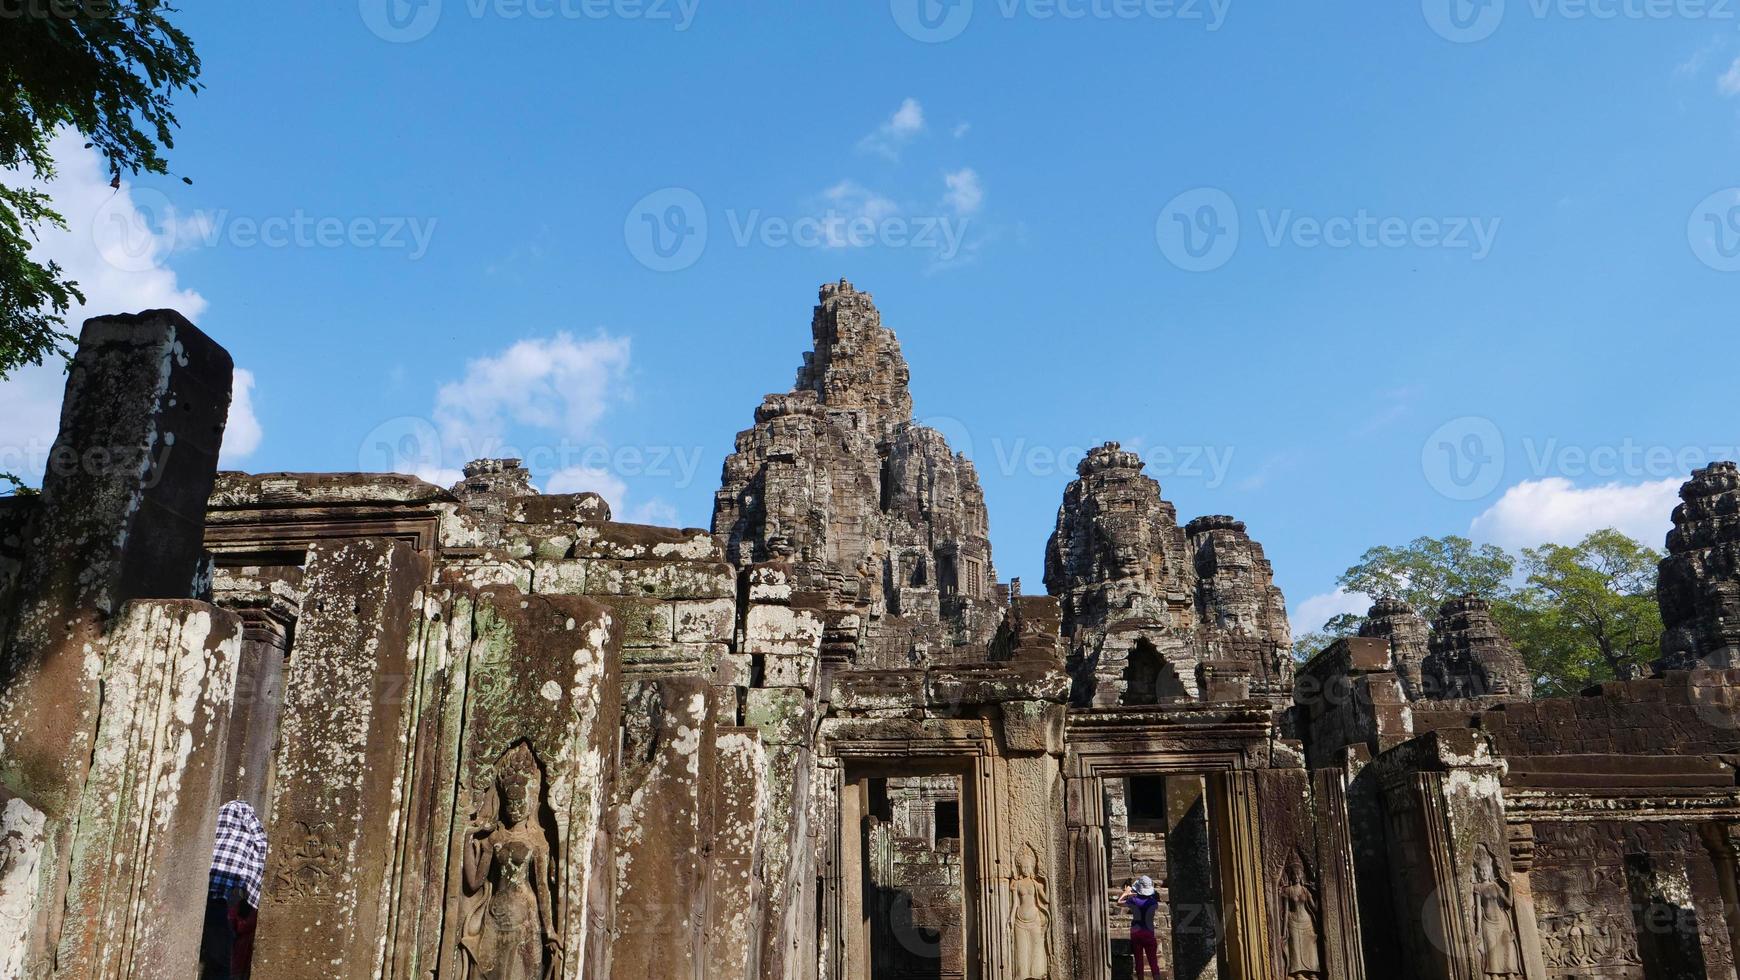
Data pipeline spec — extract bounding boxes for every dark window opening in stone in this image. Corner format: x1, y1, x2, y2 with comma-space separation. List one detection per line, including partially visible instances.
1122, 640, 1163, 706
935, 800, 960, 841
1127, 776, 1166, 831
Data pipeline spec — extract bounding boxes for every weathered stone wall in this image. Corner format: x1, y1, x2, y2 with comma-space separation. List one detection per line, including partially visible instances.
16, 288, 1740, 980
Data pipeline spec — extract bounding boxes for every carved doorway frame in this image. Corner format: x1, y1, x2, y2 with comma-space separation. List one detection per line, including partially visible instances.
1065, 710, 1275, 980
822, 722, 1009, 980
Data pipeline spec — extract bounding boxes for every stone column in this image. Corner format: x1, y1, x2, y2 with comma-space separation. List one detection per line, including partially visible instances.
252, 537, 428, 979
1506, 823, 1550, 980
1168, 774, 1220, 980
705, 726, 769, 980
0, 310, 235, 975
1209, 770, 1273, 980
838, 777, 868, 980
1309, 768, 1368, 980
54, 601, 243, 979
220, 605, 292, 810
1700, 822, 1740, 980
1065, 771, 1111, 980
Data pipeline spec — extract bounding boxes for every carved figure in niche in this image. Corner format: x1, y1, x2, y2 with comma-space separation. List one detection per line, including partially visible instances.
1471, 844, 1522, 979
459, 743, 561, 980
1009, 844, 1051, 979
274, 818, 342, 901
1279, 852, 1322, 978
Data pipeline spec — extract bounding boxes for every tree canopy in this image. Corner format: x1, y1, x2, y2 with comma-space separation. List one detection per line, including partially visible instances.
1296, 530, 1664, 697
0, 1, 200, 490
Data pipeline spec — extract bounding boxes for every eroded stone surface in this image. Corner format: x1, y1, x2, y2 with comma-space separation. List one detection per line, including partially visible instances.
9, 291, 1740, 980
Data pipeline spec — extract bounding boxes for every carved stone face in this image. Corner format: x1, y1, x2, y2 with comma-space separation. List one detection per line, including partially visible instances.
1017, 848, 1035, 877
503, 788, 531, 826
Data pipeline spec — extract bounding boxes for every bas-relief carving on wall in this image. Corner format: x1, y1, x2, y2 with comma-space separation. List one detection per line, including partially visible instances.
273, 817, 343, 903
1537, 864, 1642, 976
459, 742, 562, 980
1010, 844, 1051, 979
1472, 844, 1523, 980
1279, 851, 1322, 979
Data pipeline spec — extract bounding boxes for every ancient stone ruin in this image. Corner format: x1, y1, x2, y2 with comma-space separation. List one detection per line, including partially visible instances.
3, 283, 1740, 979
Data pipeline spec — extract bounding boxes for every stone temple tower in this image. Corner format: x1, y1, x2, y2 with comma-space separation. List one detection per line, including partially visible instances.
712, 279, 1002, 668
1044, 442, 1294, 707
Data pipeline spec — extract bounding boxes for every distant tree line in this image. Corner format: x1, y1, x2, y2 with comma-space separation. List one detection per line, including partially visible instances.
1294, 530, 1664, 698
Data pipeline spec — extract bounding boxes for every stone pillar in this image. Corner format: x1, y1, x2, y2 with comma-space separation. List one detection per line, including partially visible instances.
838, 777, 868, 980
1168, 774, 1220, 980
1309, 768, 1368, 980
53, 600, 243, 979
1209, 770, 1272, 980
1065, 771, 1112, 980
0, 310, 230, 808
611, 674, 716, 979
1504, 823, 1550, 980
252, 537, 428, 979
0, 310, 234, 975
705, 726, 769, 980
431, 585, 623, 980
1700, 822, 1740, 980
220, 605, 292, 810
1371, 731, 1520, 980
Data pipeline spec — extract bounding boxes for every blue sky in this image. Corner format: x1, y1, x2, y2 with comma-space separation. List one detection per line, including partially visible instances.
5, 0, 1740, 630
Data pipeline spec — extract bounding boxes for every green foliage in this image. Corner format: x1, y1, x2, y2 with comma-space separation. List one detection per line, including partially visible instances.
1506, 529, 1663, 696
1291, 613, 1361, 662
1317, 530, 1664, 697
1336, 535, 1516, 620
0, 0, 201, 486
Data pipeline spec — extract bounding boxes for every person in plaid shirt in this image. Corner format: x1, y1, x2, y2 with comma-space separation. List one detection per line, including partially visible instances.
200, 800, 268, 980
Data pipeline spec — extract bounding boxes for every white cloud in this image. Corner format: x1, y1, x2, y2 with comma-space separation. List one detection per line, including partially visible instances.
546, 464, 627, 503
221, 368, 262, 463
1292, 587, 1369, 635
952, 121, 971, 139
1721, 56, 1740, 96
1469, 476, 1681, 550
857, 98, 926, 160
814, 181, 901, 247
942, 167, 984, 216
545, 465, 676, 526
0, 131, 213, 483
821, 180, 899, 221
433, 332, 631, 458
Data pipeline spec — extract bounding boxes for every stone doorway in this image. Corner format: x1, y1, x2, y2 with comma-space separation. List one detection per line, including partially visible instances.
844, 771, 972, 980
1103, 773, 1222, 980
